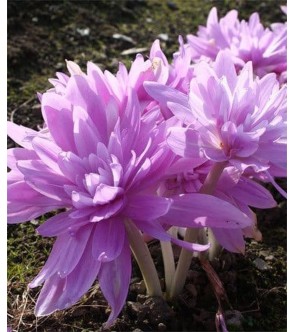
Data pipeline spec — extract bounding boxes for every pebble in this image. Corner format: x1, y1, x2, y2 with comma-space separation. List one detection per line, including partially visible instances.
253, 258, 270, 271
265, 255, 274, 261
157, 33, 169, 41
167, 1, 178, 10
76, 27, 90, 36
158, 322, 167, 331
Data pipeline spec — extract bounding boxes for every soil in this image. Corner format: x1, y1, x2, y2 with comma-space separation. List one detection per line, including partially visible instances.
7, 1, 287, 331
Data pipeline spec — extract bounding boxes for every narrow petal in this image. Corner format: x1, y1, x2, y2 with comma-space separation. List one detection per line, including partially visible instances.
32, 136, 62, 174
231, 177, 277, 208
34, 274, 67, 316
214, 51, 237, 91
93, 184, 124, 205
167, 127, 201, 158
162, 194, 252, 229
73, 106, 102, 158
30, 224, 93, 287
133, 219, 170, 241
90, 198, 124, 222
92, 217, 125, 262
7, 122, 37, 149
65, 75, 107, 143
41, 93, 76, 152
99, 239, 131, 329
8, 181, 63, 223
35, 232, 101, 316
171, 237, 210, 252
124, 195, 172, 221
37, 210, 89, 237
212, 228, 245, 254
7, 148, 38, 169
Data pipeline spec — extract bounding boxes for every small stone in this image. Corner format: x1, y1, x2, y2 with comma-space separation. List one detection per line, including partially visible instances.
146, 17, 153, 23
253, 258, 270, 271
157, 33, 169, 41
167, 1, 178, 10
158, 322, 167, 331
259, 250, 270, 257
76, 27, 90, 36
127, 301, 143, 314
265, 255, 274, 261
30, 219, 39, 225
32, 17, 38, 23
121, 47, 148, 56
112, 33, 136, 45
130, 280, 146, 294
55, 62, 64, 70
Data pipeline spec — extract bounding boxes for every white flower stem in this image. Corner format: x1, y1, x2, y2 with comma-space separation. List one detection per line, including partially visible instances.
125, 219, 163, 297
208, 228, 221, 261
169, 161, 227, 299
160, 228, 176, 295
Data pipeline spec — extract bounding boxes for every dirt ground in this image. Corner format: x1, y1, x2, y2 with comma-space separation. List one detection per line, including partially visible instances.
7, 1, 286, 331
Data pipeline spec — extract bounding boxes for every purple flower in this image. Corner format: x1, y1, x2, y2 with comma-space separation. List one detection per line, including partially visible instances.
7, 61, 175, 327
187, 7, 287, 81
160, 159, 276, 253
161, 52, 286, 182
8, 59, 252, 327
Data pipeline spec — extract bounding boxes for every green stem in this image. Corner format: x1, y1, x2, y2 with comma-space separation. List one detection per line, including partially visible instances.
169, 161, 227, 299
125, 219, 162, 297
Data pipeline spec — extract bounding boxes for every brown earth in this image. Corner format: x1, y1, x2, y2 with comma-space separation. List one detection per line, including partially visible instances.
7, 1, 286, 331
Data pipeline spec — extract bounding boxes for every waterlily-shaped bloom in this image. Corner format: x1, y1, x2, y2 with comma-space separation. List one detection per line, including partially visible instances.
8, 59, 253, 327
187, 7, 287, 81
149, 52, 287, 184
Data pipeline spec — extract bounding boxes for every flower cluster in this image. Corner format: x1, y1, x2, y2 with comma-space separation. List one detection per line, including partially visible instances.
187, 7, 287, 82
7, 5, 286, 329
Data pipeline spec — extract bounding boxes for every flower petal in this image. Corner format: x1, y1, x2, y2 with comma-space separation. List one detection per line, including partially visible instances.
93, 184, 124, 205
92, 217, 125, 262
211, 228, 245, 253
41, 93, 76, 152
162, 194, 252, 229
30, 224, 93, 287
170, 236, 210, 252
7, 122, 37, 149
7, 181, 63, 223
167, 127, 201, 158
35, 232, 101, 316
124, 195, 172, 221
99, 239, 131, 329
133, 219, 170, 241
37, 210, 89, 237
32, 136, 62, 174
7, 148, 38, 169
231, 177, 277, 208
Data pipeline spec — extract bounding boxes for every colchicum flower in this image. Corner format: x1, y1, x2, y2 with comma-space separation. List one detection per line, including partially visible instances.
164, 51, 286, 183
145, 50, 286, 254
8, 58, 252, 327
187, 7, 287, 81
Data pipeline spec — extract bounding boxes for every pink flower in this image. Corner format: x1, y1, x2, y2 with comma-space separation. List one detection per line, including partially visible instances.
187, 7, 287, 81
8, 59, 252, 327
163, 52, 286, 180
